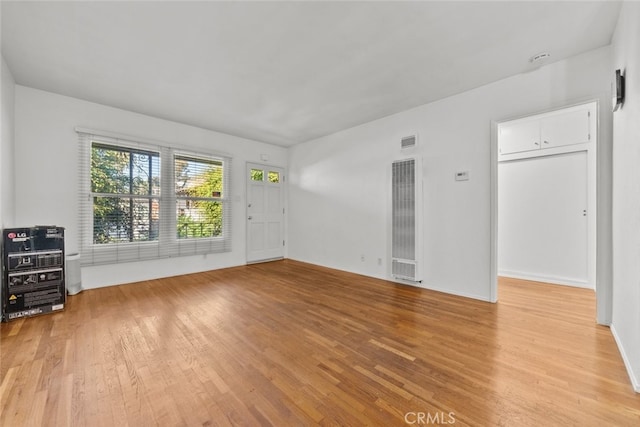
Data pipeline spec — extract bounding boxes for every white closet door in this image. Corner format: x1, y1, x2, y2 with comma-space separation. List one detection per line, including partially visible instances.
498, 151, 588, 285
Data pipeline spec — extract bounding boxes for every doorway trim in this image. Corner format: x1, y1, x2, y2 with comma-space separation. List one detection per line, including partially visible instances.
490, 100, 609, 324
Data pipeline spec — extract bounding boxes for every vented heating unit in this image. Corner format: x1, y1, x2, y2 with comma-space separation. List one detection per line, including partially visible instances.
391, 158, 422, 282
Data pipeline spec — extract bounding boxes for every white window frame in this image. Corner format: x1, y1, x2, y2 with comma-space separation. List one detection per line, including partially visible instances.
77, 129, 232, 266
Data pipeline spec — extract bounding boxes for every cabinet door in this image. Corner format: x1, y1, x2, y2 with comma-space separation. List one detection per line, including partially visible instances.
540, 108, 590, 149
498, 119, 540, 155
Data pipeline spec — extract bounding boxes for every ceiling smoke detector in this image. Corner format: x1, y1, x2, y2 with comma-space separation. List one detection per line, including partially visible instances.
529, 52, 551, 63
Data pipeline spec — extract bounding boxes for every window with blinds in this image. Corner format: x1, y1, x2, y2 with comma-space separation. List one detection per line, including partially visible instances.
78, 130, 232, 266
175, 155, 224, 239
91, 143, 161, 244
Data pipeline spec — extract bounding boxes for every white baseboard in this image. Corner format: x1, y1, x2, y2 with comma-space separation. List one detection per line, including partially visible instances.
287, 256, 495, 302
390, 278, 495, 303
498, 270, 593, 289
610, 324, 640, 393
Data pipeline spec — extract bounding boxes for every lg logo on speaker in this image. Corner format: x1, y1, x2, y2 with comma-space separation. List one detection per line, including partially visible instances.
7, 232, 27, 240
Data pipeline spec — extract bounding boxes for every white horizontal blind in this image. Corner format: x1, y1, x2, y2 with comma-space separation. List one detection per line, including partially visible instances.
171, 151, 232, 257
77, 131, 232, 266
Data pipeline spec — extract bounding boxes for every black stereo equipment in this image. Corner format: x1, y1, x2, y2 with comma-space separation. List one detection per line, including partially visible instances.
2, 226, 66, 321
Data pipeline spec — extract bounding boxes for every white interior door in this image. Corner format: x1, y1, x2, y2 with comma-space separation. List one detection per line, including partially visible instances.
498, 151, 588, 286
246, 163, 285, 263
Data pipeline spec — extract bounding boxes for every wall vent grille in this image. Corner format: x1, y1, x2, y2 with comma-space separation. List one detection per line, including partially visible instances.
392, 259, 417, 281
392, 158, 421, 282
401, 135, 417, 149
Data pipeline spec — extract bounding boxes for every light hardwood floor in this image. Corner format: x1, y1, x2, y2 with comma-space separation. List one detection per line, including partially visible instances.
1, 260, 639, 426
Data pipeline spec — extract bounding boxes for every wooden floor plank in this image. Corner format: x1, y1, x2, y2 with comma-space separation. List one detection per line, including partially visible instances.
1, 260, 639, 426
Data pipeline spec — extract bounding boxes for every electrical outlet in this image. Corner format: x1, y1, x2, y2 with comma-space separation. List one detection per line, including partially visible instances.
377, 258, 382, 266
360, 255, 365, 262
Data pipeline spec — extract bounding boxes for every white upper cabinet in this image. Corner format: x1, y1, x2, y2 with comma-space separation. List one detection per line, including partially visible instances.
540, 109, 590, 149
498, 119, 541, 155
498, 103, 593, 156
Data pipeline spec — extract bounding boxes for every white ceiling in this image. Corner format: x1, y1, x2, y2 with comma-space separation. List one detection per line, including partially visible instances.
1, 1, 621, 147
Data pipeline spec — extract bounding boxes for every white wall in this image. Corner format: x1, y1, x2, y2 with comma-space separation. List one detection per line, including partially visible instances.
1, 55, 16, 228
611, 1, 640, 392
14, 86, 288, 289
288, 46, 613, 304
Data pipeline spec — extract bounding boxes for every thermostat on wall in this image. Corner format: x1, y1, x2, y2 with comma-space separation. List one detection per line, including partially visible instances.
455, 171, 469, 181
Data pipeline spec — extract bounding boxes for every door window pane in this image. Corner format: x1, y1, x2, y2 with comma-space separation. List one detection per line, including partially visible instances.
268, 171, 280, 183
251, 169, 264, 181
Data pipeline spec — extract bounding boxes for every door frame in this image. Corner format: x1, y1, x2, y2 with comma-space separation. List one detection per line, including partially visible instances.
490, 100, 609, 324
245, 162, 286, 264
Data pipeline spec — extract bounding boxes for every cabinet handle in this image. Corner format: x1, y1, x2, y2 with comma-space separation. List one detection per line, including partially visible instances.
534, 142, 539, 146
543, 140, 549, 144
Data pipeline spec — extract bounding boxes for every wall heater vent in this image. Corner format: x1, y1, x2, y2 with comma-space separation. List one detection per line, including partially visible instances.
401, 134, 417, 149
392, 158, 422, 282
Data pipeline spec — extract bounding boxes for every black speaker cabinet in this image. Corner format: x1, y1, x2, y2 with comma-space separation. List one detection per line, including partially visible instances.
2, 226, 66, 321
